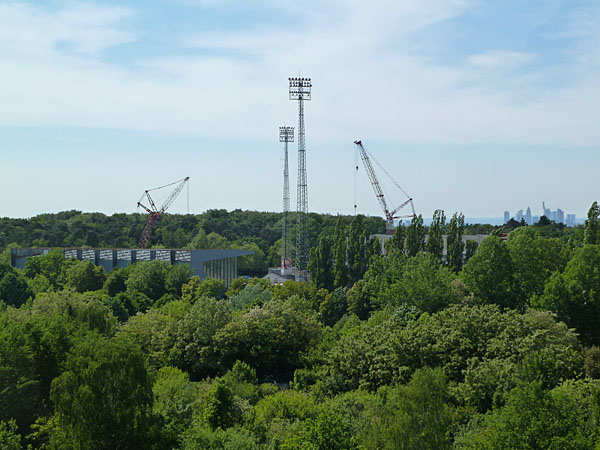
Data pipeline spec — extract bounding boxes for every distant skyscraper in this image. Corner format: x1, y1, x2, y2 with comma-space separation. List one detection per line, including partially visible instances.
504, 211, 510, 224
556, 208, 564, 224
543, 201, 551, 218
525, 207, 532, 225
566, 214, 576, 227
516, 209, 524, 222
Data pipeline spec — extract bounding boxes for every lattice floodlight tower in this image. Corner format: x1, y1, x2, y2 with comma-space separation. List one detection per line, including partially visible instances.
354, 140, 415, 233
289, 77, 311, 270
137, 177, 190, 248
279, 126, 294, 275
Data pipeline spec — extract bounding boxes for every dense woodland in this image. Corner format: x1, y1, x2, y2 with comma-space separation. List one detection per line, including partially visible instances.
0, 204, 598, 449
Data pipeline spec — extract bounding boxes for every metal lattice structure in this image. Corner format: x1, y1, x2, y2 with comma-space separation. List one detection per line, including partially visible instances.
289, 77, 311, 270
354, 140, 415, 232
279, 126, 294, 272
137, 177, 190, 248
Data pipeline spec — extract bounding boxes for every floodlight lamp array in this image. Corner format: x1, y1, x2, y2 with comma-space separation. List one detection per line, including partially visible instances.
289, 77, 312, 100
279, 126, 295, 142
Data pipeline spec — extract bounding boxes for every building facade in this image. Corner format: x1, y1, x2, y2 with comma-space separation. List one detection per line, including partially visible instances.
12, 247, 254, 287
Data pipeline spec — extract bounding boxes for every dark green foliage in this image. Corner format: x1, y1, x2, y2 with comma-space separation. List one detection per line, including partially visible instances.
363, 368, 454, 450
461, 236, 518, 308
215, 301, 321, 380
65, 260, 106, 293
347, 215, 367, 284
385, 221, 405, 255
405, 214, 425, 257
152, 366, 198, 442
447, 212, 465, 272
125, 260, 170, 301
171, 298, 232, 380
182, 276, 226, 302
333, 217, 348, 289
165, 264, 193, 297
427, 209, 446, 261
308, 235, 334, 291
319, 287, 348, 327
533, 244, 600, 345
0, 315, 38, 431
103, 267, 128, 297
455, 380, 600, 449
282, 408, 360, 450
465, 239, 478, 261
50, 334, 153, 449
1, 207, 599, 448
0, 269, 33, 307
0, 420, 21, 450
203, 381, 235, 430
584, 201, 600, 244
378, 253, 459, 313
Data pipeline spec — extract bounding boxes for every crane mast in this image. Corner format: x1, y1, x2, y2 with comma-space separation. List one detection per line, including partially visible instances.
137, 176, 190, 249
354, 140, 415, 232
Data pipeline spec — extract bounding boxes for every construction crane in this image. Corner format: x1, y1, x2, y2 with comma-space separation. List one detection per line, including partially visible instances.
354, 140, 415, 233
137, 176, 190, 248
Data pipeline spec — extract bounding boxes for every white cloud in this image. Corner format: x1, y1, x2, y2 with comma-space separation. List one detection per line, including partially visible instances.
0, 0, 598, 148
467, 50, 538, 71
0, 2, 135, 56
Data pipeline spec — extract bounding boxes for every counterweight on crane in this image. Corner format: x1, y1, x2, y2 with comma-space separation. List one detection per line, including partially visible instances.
354, 140, 415, 232
137, 177, 190, 248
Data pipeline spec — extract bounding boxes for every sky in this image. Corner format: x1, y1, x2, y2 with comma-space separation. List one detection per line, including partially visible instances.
0, 0, 599, 220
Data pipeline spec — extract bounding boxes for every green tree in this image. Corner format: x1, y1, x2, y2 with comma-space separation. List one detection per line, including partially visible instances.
165, 264, 193, 297
153, 366, 198, 444
385, 222, 406, 256
0, 270, 33, 308
455, 380, 599, 450
215, 301, 321, 379
125, 260, 170, 301
364, 368, 454, 450
506, 228, 568, 303
405, 214, 425, 257
333, 217, 348, 289
0, 420, 21, 450
533, 244, 600, 345
379, 253, 458, 313
65, 260, 106, 293
171, 298, 232, 380
282, 408, 359, 450
584, 201, 600, 245
319, 287, 348, 327
461, 236, 517, 309
203, 381, 235, 431
446, 212, 465, 272
465, 239, 478, 262
103, 267, 128, 297
23, 250, 74, 290
347, 215, 367, 284
308, 235, 334, 291
50, 334, 153, 449
426, 209, 446, 261
182, 276, 226, 302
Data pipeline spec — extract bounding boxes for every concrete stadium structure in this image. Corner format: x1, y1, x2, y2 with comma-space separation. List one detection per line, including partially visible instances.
12, 247, 254, 287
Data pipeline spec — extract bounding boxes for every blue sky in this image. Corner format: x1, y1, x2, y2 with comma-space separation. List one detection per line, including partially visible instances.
0, 0, 599, 220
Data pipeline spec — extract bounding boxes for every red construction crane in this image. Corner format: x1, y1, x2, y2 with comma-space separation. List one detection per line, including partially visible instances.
137, 176, 190, 248
354, 140, 415, 233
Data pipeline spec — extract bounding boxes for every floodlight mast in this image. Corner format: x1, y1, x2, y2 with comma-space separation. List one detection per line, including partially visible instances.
289, 77, 311, 270
279, 126, 294, 274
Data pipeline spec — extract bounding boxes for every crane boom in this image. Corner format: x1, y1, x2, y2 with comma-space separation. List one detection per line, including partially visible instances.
354, 140, 414, 232
137, 177, 190, 249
